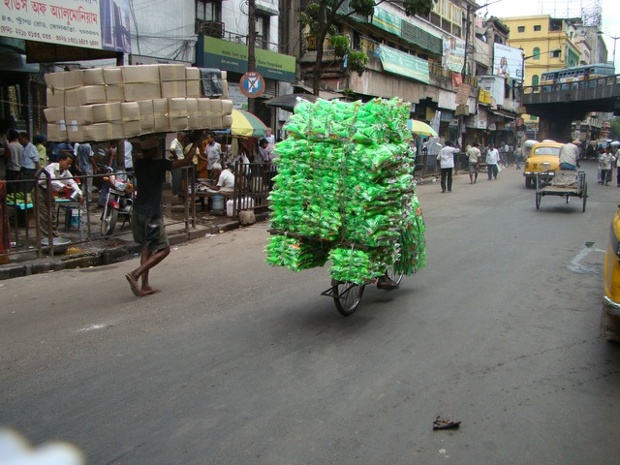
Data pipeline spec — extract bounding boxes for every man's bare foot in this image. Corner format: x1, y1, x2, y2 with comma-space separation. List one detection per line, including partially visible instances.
126, 273, 140, 297
141, 288, 160, 296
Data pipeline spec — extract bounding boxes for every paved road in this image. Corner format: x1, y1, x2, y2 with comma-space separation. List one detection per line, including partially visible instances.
2, 161, 620, 464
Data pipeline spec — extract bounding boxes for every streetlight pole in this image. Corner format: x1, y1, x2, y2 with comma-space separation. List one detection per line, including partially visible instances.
461, 0, 505, 81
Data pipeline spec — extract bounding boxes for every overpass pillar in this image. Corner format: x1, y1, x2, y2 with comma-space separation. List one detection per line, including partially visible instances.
538, 113, 576, 142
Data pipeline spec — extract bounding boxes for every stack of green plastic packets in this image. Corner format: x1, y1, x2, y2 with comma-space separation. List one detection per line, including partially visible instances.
265, 97, 426, 284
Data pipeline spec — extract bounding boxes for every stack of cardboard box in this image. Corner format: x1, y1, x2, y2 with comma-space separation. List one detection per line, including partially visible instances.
44, 64, 233, 142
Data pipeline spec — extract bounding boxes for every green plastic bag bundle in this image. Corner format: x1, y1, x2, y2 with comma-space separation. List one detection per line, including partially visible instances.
328, 247, 386, 285
266, 97, 426, 280
265, 235, 329, 271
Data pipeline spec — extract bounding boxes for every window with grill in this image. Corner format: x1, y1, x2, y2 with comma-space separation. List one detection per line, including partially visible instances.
196, 0, 221, 21
533, 25, 541, 31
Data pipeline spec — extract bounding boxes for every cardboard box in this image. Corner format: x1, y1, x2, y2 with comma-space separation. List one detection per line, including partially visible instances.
222, 114, 233, 129
123, 120, 142, 138
221, 80, 229, 99
64, 70, 84, 89
221, 99, 233, 115
209, 99, 223, 116
160, 64, 187, 98
44, 72, 63, 89
186, 67, 201, 98
66, 120, 85, 143
44, 70, 83, 90
122, 65, 160, 83
65, 106, 94, 126
105, 85, 124, 102
83, 68, 105, 85
125, 83, 161, 102
103, 67, 123, 84
137, 100, 155, 134
169, 116, 189, 132
154, 116, 169, 133
197, 98, 212, 116
168, 98, 187, 117
91, 102, 122, 122
197, 115, 210, 129
121, 102, 140, 121
46, 88, 65, 108
84, 123, 123, 142
46, 122, 67, 142
43, 107, 65, 123
122, 65, 161, 101
152, 98, 168, 117
66, 85, 107, 107
124, 82, 161, 102
210, 115, 224, 129
186, 98, 200, 129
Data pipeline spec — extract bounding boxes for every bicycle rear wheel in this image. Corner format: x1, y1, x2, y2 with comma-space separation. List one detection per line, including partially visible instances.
331, 280, 365, 316
385, 265, 404, 286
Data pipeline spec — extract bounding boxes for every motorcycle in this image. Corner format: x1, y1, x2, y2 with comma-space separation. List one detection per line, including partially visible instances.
100, 171, 134, 237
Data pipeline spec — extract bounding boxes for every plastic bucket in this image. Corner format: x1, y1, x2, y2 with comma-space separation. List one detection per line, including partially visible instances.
212, 194, 225, 211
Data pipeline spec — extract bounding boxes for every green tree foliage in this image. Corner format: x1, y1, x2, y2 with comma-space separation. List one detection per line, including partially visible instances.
300, 0, 436, 95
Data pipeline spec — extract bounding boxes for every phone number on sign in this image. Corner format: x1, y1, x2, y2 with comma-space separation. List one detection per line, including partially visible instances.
9, 27, 52, 40
55, 34, 98, 47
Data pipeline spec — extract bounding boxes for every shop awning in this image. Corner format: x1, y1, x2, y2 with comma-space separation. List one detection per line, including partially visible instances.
489, 109, 517, 120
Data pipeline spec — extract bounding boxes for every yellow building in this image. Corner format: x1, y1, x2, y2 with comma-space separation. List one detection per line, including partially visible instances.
501, 15, 582, 136
502, 15, 581, 88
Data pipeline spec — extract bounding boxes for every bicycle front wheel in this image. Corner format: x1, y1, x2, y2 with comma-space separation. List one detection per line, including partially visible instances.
331, 280, 365, 316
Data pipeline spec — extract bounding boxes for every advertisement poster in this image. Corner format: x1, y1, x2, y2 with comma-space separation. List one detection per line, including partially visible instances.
493, 43, 523, 81
442, 36, 465, 73
0, 0, 131, 52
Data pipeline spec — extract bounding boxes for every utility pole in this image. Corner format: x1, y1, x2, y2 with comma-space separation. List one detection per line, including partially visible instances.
247, 0, 257, 114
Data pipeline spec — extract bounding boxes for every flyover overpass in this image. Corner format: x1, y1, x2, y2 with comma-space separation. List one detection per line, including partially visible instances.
521, 74, 620, 141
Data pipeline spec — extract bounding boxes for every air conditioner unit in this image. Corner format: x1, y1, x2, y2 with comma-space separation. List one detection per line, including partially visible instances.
196, 20, 225, 38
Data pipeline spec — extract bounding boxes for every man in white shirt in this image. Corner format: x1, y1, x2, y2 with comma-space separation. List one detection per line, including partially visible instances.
206, 163, 235, 194
37, 153, 83, 238
559, 139, 580, 170
123, 140, 133, 172
466, 142, 481, 184
436, 141, 460, 193
486, 144, 500, 180
168, 132, 185, 195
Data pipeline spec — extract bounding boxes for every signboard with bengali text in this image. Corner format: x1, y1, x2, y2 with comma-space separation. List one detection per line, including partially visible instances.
0, 0, 131, 52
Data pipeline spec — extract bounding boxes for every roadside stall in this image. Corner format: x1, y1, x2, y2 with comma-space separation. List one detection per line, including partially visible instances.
197, 108, 269, 216
39, 64, 233, 254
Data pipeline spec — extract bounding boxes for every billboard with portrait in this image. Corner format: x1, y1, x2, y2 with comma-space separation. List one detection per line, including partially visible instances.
493, 43, 523, 82
0, 0, 131, 53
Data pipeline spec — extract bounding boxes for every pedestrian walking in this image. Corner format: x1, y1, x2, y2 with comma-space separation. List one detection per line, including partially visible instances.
486, 144, 499, 180
125, 133, 202, 297
466, 142, 481, 184
436, 141, 460, 193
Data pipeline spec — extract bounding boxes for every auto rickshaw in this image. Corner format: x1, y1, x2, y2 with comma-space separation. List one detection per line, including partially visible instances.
601, 205, 620, 340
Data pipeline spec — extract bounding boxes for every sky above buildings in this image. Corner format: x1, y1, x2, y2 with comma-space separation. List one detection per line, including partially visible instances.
481, 0, 620, 71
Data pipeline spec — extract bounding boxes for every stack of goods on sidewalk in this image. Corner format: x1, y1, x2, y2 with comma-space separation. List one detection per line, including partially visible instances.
43, 65, 233, 142
265, 97, 426, 284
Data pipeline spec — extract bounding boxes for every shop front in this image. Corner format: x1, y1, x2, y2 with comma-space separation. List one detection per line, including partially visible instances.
195, 36, 296, 128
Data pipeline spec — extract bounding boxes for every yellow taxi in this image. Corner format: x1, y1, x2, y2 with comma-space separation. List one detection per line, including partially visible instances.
602, 206, 620, 341
523, 140, 563, 188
